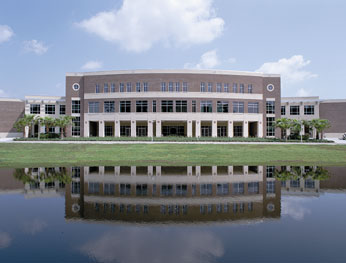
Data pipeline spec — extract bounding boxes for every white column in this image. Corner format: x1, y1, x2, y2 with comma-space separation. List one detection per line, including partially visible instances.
300, 124, 305, 136
148, 166, 153, 176
286, 128, 291, 137
243, 121, 249, 138
24, 126, 29, 138
212, 121, 217, 137
131, 121, 136, 137
228, 121, 233, 137
99, 166, 105, 175
196, 166, 201, 176
156, 120, 161, 137
156, 166, 161, 176
243, 166, 249, 175
228, 166, 233, 175
99, 121, 104, 137
115, 166, 120, 176
131, 166, 136, 176
84, 121, 89, 137
196, 121, 201, 137
115, 121, 120, 137
148, 121, 153, 137
313, 128, 317, 139
258, 121, 263, 138
187, 166, 192, 176
212, 166, 217, 176
187, 121, 192, 137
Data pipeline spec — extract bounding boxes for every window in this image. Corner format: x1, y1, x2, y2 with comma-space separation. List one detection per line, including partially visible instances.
143, 82, 148, 92
208, 82, 213, 92
175, 82, 180, 92
192, 100, 196, 112
104, 101, 115, 113
200, 82, 206, 92
248, 84, 253, 93
233, 83, 238, 93
96, 84, 100, 93
168, 82, 173, 92
136, 184, 148, 196
45, 105, 55, 115
119, 83, 125, 92
105, 125, 113, 136
290, 105, 300, 115
89, 102, 99, 113
281, 106, 286, 115
266, 101, 275, 114
126, 82, 132, 92
183, 82, 188, 92
88, 182, 99, 194
266, 181, 275, 193
72, 117, 80, 136
217, 183, 229, 195
233, 102, 244, 113
161, 100, 173, 112
248, 102, 259, 113
104, 83, 109, 93
59, 105, 66, 115
304, 105, 314, 115
161, 82, 166, 92
248, 182, 259, 194
120, 184, 131, 195
120, 101, 131, 112
71, 182, 80, 194
136, 101, 148, 112
71, 100, 80, 114
111, 83, 115, 92
224, 83, 229, 93
161, 184, 173, 196
233, 183, 244, 194
217, 101, 228, 113
239, 84, 244, 93
176, 100, 187, 112
234, 125, 243, 136
176, 184, 187, 196
200, 184, 212, 195
200, 101, 212, 112
152, 100, 156, 112
136, 82, 141, 92
30, 104, 40, 114
72, 83, 80, 91
216, 83, 222, 92
266, 117, 275, 136
104, 183, 115, 195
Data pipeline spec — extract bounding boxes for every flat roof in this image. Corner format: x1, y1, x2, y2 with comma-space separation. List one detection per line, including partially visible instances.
0, 98, 23, 102
25, 95, 65, 100
66, 69, 280, 78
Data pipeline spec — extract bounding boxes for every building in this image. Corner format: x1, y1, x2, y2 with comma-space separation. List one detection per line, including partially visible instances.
0, 98, 24, 138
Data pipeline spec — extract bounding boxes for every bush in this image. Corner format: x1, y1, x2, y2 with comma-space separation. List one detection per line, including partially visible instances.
39, 133, 60, 139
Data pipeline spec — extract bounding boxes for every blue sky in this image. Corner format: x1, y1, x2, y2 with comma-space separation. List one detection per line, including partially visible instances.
0, 0, 345, 99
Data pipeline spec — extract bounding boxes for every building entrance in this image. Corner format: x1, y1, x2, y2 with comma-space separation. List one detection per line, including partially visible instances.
162, 126, 184, 136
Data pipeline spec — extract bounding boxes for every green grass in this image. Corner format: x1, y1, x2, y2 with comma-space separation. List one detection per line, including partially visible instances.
0, 143, 345, 168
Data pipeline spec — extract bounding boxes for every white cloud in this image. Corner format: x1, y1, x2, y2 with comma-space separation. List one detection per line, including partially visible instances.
23, 40, 48, 55
296, 88, 310, 97
256, 55, 317, 83
0, 232, 11, 249
0, 89, 7, 97
281, 197, 311, 221
22, 219, 47, 235
81, 60, 103, 70
76, 0, 224, 52
184, 49, 220, 69
0, 25, 14, 43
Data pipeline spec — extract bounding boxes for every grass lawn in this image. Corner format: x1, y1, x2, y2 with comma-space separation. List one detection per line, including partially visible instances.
0, 143, 346, 168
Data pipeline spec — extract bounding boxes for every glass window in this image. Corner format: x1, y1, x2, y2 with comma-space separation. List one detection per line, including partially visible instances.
239, 84, 244, 93
161, 184, 173, 196
161, 100, 173, 112
71, 100, 80, 114
216, 83, 222, 92
217, 101, 228, 113
248, 84, 253, 93
208, 82, 213, 92
104, 183, 115, 195
183, 82, 188, 92
45, 105, 55, 115
200, 101, 212, 112
217, 183, 229, 195
136, 184, 148, 196
266, 101, 275, 114
266, 181, 275, 193
104, 101, 115, 113
30, 104, 40, 114
143, 82, 148, 92
200, 184, 213, 195
176, 100, 187, 112
233, 83, 238, 93
72, 117, 80, 136
136, 101, 148, 112
192, 100, 196, 112
224, 83, 229, 93
168, 82, 173, 92
111, 83, 115, 92
105, 125, 113, 136
95, 84, 100, 93
248, 182, 259, 194
281, 106, 286, 115
304, 105, 314, 115
136, 82, 141, 92
233, 102, 244, 113
88, 102, 99, 113
88, 182, 99, 194
59, 105, 65, 115
104, 83, 109, 93
248, 102, 259, 113
290, 105, 300, 115
119, 83, 125, 92
161, 82, 166, 92
233, 183, 244, 194
120, 101, 131, 112
266, 117, 275, 136
200, 82, 206, 92
175, 82, 180, 92
126, 82, 132, 92
120, 184, 131, 195
234, 125, 243, 136
152, 100, 156, 112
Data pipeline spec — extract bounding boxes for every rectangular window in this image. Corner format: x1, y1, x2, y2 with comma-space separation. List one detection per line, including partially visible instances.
217, 183, 229, 195
183, 82, 188, 92
266, 101, 275, 114
233, 183, 244, 194
248, 84, 253, 93
281, 106, 286, 115
71, 100, 80, 114
175, 82, 180, 92
96, 84, 100, 93
176, 100, 187, 112
239, 84, 244, 93
161, 82, 166, 92
72, 117, 80, 136
88, 102, 99, 113
30, 104, 40, 114
59, 105, 66, 115
161, 100, 173, 112
233, 102, 244, 113
105, 125, 113, 137
104, 83, 109, 93
104, 183, 115, 195
248, 182, 259, 194
233, 83, 238, 93
192, 100, 196, 112
266, 117, 275, 136
217, 101, 228, 113
201, 101, 212, 112
290, 105, 300, 115
120, 184, 131, 195
304, 105, 314, 115
126, 82, 132, 92
200, 184, 213, 195
224, 83, 229, 93
248, 102, 259, 113
136, 101, 148, 112
216, 83, 222, 92
120, 101, 131, 112
168, 82, 173, 92
208, 82, 213, 92
104, 101, 115, 113
200, 82, 206, 92
136, 82, 141, 92
152, 100, 156, 112
111, 83, 115, 92
119, 83, 125, 92
143, 82, 148, 92
45, 105, 55, 115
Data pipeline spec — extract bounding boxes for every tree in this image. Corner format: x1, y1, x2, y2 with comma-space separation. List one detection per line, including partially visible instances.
13, 115, 35, 138
33, 116, 43, 140
54, 116, 74, 139
311, 119, 331, 140
290, 119, 303, 142
274, 118, 292, 141
41, 116, 56, 136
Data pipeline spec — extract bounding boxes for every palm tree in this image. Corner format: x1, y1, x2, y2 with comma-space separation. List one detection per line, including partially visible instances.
54, 116, 74, 139
33, 116, 43, 140
311, 119, 331, 140
274, 118, 292, 141
41, 116, 56, 137
290, 119, 303, 142
13, 114, 35, 138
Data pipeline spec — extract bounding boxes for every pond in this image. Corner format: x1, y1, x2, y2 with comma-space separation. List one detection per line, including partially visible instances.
1, 165, 346, 262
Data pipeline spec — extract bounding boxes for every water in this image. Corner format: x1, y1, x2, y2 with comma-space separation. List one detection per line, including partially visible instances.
1, 165, 346, 262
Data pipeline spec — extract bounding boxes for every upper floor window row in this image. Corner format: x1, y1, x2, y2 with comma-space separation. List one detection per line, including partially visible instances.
30, 104, 65, 115
95, 82, 149, 93
201, 83, 254, 93
161, 82, 188, 92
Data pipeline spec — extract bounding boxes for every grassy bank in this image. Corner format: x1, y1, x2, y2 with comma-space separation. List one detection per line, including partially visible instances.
0, 143, 345, 168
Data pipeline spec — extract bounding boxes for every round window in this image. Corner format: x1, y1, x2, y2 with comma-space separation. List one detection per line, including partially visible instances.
72, 83, 80, 91
267, 84, 274, 92
267, 203, 275, 212
72, 203, 80, 213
